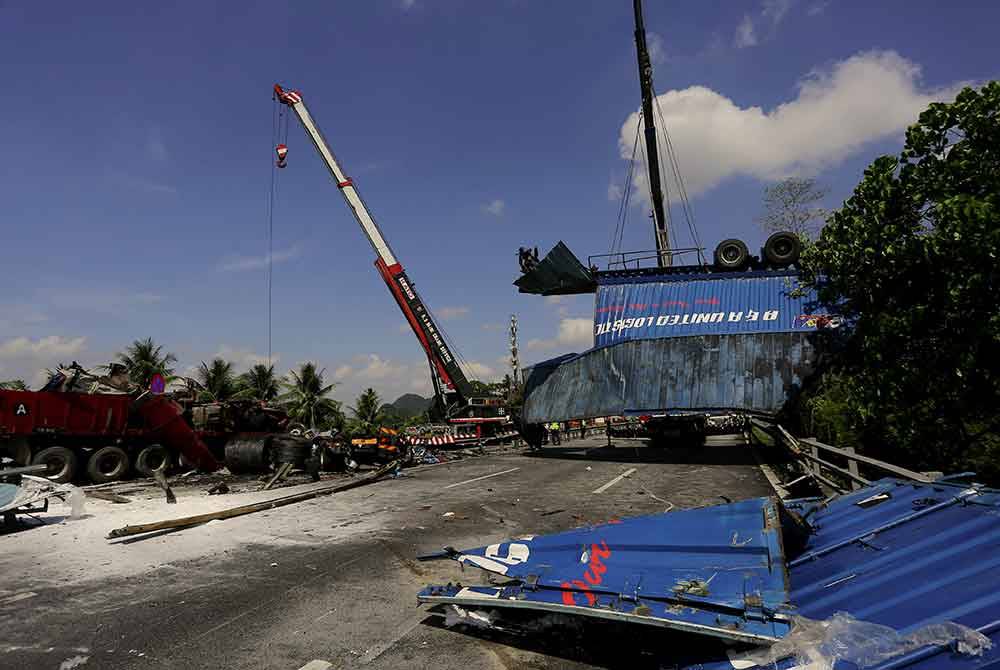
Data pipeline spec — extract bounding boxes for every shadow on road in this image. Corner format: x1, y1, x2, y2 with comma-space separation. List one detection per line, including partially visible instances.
523, 434, 762, 467
420, 608, 747, 669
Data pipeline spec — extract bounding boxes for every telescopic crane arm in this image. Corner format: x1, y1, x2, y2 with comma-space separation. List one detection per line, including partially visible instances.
274, 84, 473, 408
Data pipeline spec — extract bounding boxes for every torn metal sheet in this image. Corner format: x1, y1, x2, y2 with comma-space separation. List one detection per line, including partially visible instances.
419, 497, 794, 644
420, 477, 1000, 669
0, 475, 83, 515
513, 242, 596, 296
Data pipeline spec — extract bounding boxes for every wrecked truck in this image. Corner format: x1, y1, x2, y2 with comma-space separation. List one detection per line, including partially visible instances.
419, 475, 1000, 669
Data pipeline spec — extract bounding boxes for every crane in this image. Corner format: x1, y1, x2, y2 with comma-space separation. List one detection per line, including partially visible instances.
273, 84, 489, 419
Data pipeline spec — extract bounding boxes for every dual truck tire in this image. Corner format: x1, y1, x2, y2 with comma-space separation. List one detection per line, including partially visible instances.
29, 444, 169, 484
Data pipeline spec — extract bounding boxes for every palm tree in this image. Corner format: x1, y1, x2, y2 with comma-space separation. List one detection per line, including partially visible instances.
0, 379, 28, 391
349, 387, 384, 435
240, 363, 279, 402
278, 362, 343, 430
196, 357, 240, 402
117, 337, 177, 388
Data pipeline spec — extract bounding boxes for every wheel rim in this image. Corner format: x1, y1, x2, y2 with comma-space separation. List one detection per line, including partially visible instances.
98, 454, 120, 475
45, 456, 66, 476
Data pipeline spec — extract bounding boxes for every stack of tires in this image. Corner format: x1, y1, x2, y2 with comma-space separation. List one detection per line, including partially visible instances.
713, 231, 801, 271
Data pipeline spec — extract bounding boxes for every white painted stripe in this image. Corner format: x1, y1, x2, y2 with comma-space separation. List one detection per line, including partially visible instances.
443, 467, 520, 489
0, 591, 37, 606
592, 468, 637, 494
297, 661, 332, 670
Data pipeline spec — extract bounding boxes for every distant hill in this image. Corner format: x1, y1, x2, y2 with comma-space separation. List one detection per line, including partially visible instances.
381, 393, 432, 419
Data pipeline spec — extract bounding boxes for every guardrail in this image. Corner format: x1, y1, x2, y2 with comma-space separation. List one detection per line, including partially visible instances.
747, 417, 933, 496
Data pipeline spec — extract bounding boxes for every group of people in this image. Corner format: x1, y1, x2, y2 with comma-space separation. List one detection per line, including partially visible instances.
545, 421, 588, 445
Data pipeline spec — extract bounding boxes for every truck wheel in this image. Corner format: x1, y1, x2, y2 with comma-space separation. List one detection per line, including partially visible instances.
135, 444, 169, 477
31, 446, 78, 484
714, 238, 750, 270
86, 446, 130, 484
3, 437, 32, 466
763, 231, 801, 267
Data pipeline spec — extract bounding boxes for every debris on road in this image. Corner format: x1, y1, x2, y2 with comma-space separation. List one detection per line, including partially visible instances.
419, 476, 1000, 669
107, 460, 401, 540
206, 482, 229, 495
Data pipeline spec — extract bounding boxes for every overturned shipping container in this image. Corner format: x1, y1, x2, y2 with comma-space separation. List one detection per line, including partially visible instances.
521, 266, 832, 424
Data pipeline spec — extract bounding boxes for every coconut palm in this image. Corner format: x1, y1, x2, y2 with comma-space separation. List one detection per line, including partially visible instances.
349, 387, 384, 435
278, 362, 343, 430
240, 363, 279, 402
116, 337, 177, 388
0, 379, 28, 391
196, 357, 240, 402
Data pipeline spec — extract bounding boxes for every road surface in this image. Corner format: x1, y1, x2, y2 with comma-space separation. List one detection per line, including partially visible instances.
0, 434, 773, 670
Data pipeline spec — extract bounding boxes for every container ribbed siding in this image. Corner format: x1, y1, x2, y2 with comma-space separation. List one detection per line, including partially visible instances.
521, 270, 827, 423
594, 270, 825, 346
521, 332, 816, 423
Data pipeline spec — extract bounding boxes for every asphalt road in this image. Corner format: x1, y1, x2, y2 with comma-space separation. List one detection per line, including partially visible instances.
1, 434, 773, 670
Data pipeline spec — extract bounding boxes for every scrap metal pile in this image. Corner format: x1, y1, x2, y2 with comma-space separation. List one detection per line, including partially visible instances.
419, 476, 1000, 670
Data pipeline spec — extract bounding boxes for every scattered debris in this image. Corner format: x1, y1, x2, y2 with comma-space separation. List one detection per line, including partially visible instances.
262, 462, 293, 491
538, 509, 564, 517
153, 469, 176, 504
441, 512, 455, 518
85, 490, 131, 504
207, 482, 230, 495
107, 460, 400, 540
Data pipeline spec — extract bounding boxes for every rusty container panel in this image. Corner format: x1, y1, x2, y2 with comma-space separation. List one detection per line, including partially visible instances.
521, 332, 816, 423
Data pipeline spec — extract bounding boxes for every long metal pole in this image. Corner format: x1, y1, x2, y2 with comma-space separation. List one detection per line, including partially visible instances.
633, 0, 671, 267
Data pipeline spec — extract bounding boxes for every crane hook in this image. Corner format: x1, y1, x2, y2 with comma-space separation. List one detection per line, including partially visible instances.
275, 144, 288, 169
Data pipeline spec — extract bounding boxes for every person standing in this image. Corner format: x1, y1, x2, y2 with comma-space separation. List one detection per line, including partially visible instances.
549, 421, 561, 445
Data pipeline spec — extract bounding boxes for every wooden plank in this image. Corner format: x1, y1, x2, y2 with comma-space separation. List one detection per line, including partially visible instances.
107, 460, 400, 539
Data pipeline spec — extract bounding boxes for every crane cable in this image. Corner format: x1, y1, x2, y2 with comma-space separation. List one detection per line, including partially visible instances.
653, 95, 705, 265
265, 98, 293, 367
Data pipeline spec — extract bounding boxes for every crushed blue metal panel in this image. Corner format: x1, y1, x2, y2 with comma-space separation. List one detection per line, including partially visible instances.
420, 477, 1000, 670
521, 332, 816, 422
419, 497, 794, 643
594, 271, 828, 347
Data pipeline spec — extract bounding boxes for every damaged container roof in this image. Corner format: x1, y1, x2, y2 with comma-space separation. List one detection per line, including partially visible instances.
419, 477, 1000, 669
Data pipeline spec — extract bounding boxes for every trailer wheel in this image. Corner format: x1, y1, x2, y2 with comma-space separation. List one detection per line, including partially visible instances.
135, 444, 169, 477
86, 446, 130, 484
714, 238, 750, 270
31, 446, 78, 484
763, 231, 801, 267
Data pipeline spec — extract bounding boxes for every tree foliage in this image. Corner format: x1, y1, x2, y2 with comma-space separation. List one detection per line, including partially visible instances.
240, 363, 279, 402
349, 387, 384, 435
196, 357, 241, 402
757, 176, 829, 238
0, 379, 28, 391
800, 82, 1000, 480
116, 337, 177, 388
279, 362, 343, 430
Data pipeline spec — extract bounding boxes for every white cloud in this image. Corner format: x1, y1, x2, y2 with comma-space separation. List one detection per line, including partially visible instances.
647, 31, 667, 65
333, 364, 354, 379
807, 1, 829, 16
762, 0, 794, 26
219, 246, 301, 272
619, 51, 963, 202
212, 346, 273, 369
734, 15, 758, 48
482, 199, 505, 216
0, 336, 87, 359
464, 361, 496, 380
437, 306, 469, 320
526, 318, 593, 352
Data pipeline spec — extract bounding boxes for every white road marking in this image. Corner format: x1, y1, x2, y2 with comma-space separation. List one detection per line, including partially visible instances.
0, 591, 37, 606
443, 467, 520, 489
592, 468, 637, 494
297, 661, 332, 670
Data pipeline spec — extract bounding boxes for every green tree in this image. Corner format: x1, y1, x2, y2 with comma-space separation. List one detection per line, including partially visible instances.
757, 176, 829, 238
0, 379, 28, 391
800, 82, 1000, 480
196, 357, 241, 402
279, 362, 343, 430
240, 363, 279, 402
116, 337, 177, 388
349, 387, 384, 435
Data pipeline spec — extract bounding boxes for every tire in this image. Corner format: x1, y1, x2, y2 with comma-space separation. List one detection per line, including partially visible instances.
272, 436, 309, 468
2, 437, 32, 466
763, 231, 802, 267
224, 436, 273, 474
135, 444, 169, 477
86, 446, 130, 484
287, 422, 306, 437
31, 446, 78, 484
714, 238, 750, 270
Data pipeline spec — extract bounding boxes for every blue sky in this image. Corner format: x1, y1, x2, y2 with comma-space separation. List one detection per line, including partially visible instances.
1, 0, 997, 402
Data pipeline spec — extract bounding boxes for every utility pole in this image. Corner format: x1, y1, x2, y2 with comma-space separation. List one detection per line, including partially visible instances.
509, 314, 521, 396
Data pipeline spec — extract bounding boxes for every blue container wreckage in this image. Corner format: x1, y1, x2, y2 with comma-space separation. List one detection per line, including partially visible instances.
418, 476, 1000, 669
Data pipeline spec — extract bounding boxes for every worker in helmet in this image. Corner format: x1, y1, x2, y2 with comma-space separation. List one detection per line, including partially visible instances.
548, 421, 561, 445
